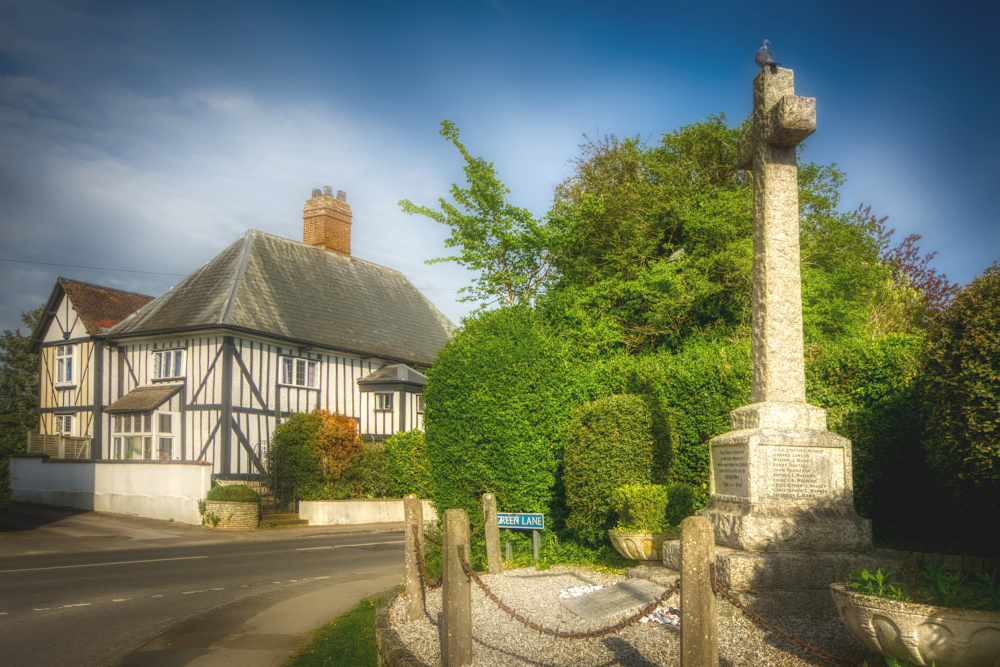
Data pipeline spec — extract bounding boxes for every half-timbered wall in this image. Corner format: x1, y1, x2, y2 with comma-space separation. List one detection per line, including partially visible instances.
36, 300, 426, 476
38, 293, 97, 442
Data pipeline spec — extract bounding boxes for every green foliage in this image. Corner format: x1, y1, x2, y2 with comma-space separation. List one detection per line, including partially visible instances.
0, 306, 43, 459
612, 483, 671, 532
564, 395, 659, 545
399, 121, 551, 309
0, 457, 11, 514
206, 484, 261, 503
848, 568, 910, 601
383, 429, 433, 499
423, 306, 576, 522
923, 261, 1000, 540
267, 411, 324, 503
284, 596, 381, 667
664, 483, 698, 527
349, 443, 395, 499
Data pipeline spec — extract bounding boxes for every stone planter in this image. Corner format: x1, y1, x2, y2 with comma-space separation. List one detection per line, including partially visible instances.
830, 582, 1000, 667
203, 500, 260, 530
608, 529, 679, 566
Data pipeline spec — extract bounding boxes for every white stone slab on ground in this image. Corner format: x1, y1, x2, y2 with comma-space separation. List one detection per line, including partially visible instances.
559, 578, 666, 621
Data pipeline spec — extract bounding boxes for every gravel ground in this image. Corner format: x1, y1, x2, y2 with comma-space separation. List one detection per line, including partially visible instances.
389, 566, 883, 667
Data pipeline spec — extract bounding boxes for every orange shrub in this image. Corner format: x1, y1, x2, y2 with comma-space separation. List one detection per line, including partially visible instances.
313, 410, 364, 479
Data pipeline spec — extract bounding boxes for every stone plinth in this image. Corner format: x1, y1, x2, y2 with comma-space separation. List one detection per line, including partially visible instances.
698, 402, 872, 552
664, 541, 916, 616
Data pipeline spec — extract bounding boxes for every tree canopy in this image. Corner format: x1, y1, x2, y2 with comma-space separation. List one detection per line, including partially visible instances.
1, 305, 43, 458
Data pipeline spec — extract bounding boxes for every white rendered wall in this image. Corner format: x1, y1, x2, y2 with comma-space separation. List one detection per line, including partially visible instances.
10, 457, 212, 525
300, 499, 435, 526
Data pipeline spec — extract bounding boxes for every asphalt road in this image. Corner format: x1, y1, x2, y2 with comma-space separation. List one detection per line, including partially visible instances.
0, 529, 405, 667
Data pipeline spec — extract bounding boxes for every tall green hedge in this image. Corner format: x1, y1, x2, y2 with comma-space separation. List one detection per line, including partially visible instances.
383, 430, 433, 499
923, 262, 1000, 550
564, 395, 658, 545
266, 411, 324, 502
423, 307, 576, 522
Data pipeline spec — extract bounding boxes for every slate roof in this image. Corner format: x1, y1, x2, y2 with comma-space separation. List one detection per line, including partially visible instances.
105, 385, 183, 413
357, 364, 429, 387
109, 230, 457, 366
29, 278, 154, 353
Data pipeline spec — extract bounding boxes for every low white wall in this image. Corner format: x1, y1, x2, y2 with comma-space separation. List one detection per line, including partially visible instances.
10, 457, 212, 525
300, 499, 436, 526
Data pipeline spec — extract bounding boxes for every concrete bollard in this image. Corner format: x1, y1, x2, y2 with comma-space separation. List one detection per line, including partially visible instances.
441, 508, 472, 667
681, 515, 718, 667
403, 494, 424, 622
482, 493, 502, 574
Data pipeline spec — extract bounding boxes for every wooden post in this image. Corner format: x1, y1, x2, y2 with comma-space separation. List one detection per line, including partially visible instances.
681, 515, 718, 667
441, 508, 472, 667
482, 493, 502, 574
403, 494, 424, 622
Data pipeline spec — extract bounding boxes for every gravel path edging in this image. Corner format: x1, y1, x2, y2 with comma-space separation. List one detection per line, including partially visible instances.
376, 585, 432, 667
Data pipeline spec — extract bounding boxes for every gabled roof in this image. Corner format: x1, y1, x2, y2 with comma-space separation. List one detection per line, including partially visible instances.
29, 278, 154, 353
109, 230, 457, 366
357, 364, 429, 388
106, 385, 183, 413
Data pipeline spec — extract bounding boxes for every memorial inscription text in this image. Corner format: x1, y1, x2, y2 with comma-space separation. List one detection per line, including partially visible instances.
765, 446, 836, 499
713, 446, 749, 497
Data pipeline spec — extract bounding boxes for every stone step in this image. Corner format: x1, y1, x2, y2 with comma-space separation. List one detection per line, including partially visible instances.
261, 513, 300, 521
259, 513, 310, 528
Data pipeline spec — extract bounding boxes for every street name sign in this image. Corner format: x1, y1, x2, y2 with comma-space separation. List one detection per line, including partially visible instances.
496, 513, 544, 530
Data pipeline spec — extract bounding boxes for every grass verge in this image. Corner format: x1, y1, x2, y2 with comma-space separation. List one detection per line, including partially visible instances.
284, 595, 381, 667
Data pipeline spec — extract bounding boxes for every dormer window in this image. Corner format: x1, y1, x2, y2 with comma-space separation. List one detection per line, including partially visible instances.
56, 345, 75, 386
280, 356, 318, 388
153, 349, 185, 379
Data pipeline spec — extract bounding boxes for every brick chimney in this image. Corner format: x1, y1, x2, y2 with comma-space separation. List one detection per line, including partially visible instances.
303, 186, 352, 256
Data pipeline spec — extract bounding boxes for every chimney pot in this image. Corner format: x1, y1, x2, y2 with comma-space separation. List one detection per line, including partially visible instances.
337, 190, 347, 202
303, 189, 352, 256
311, 188, 321, 198
322, 185, 333, 197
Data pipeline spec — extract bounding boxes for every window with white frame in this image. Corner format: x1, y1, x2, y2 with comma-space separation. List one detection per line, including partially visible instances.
417, 395, 425, 414
153, 349, 185, 379
55, 345, 75, 385
157, 413, 174, 460
374, 392, 393, 412
280, 356, 318, 388
54, 414, 73, 436
112, 411, 154, 460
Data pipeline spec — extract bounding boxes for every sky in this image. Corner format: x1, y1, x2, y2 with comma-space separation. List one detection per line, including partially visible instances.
0, 0, 997, 335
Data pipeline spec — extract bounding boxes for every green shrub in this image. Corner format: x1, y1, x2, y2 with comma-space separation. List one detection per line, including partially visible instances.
0, 457, 11, 514
383, 430, 433, 499
564, 395, 657, 545
266, 412, 325, 503
664, 482, 697, 526
923, 261, 1000, 544
612, 483, 670, 532
206, 484, 261, 503
353, 443, 395, 498
424, 307, 575, 522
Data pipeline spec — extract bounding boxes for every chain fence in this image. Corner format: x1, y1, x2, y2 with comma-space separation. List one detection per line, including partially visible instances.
412, 527, 441, 590
459, 554, 681, 640
713, 581, 863, 667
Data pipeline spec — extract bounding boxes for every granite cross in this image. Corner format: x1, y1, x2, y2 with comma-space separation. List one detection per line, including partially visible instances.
736, 67, 816, 405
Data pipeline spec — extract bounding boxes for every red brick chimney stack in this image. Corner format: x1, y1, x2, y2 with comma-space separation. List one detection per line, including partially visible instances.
303, 186, 352, 256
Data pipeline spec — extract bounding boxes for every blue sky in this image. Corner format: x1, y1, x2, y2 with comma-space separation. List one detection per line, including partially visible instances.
1, 0, 997, 334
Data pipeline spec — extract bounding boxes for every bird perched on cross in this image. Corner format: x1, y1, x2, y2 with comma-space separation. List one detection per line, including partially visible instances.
756, 40, 781, 69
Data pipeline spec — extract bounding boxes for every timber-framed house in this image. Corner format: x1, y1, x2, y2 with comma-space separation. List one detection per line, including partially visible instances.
29, 187, 455, 479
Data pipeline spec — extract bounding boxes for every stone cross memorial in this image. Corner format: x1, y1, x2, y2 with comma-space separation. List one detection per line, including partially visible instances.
696, 66, 872, 554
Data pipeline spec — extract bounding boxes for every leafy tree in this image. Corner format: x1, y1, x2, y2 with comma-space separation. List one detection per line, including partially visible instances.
922, 261, 1000, 544
399, 121, 551, 309
0, 305, 43, 459
313, 410, 364, 479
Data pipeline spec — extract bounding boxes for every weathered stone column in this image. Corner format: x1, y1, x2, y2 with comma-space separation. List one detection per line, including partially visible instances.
681, 516, 718, 667
403, 494, 424, 622
441, 508, 472, 667
482, 493, 502, 574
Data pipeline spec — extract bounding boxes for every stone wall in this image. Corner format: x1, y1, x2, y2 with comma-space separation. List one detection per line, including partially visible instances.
204, 500, 260, 530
